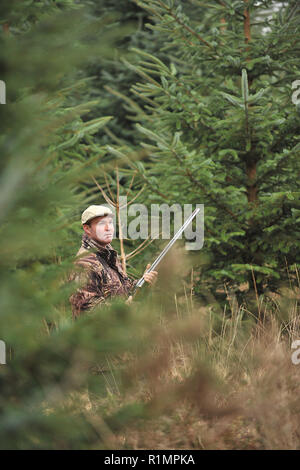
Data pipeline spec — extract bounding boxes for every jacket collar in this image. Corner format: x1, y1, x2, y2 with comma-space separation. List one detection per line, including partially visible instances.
81, 233, 117, 265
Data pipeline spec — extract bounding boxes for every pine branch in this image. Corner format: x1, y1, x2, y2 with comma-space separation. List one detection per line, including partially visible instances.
115, 166, 126, 273
257, 144, 300, 186
92, 176, 115, 206
126, 235, 158, 260
170, 148, 248, 227
156, 0, 213, 48
243, 0, 251, 44
104, 172, 116, 204
103, 126, 127, 147
126, 171, 137, 197
126, 185, 146, 207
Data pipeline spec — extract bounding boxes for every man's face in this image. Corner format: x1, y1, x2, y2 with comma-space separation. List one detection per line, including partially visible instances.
83, 215, 114, 246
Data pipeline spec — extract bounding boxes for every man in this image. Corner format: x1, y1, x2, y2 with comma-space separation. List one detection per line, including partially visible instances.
70, 205, 157, 318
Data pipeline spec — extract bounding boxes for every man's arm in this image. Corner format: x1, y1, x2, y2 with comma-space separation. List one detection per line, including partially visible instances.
116, 259, 157, 292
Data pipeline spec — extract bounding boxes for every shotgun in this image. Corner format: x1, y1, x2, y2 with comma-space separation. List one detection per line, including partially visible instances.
131, 207, 200, 296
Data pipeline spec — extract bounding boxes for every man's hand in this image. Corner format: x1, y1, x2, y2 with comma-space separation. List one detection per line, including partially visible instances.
143, 263, 158, 286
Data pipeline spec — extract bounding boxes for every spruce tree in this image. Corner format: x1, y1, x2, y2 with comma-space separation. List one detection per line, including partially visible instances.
0, 0, 156, 449
106, 0, 300, 303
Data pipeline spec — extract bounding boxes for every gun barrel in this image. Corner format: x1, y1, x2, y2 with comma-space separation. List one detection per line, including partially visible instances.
134, 207, 200, 289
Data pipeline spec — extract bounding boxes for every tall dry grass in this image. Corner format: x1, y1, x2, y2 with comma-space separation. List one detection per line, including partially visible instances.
77, 265, 300, 450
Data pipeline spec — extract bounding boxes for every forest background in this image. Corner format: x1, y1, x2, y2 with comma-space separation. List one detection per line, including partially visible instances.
0, 0, 300, 450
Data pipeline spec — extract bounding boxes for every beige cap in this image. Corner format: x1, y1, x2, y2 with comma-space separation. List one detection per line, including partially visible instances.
81, 205, 113, 225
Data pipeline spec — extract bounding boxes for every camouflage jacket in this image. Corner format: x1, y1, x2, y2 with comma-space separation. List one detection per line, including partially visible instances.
69, 234, 136, 318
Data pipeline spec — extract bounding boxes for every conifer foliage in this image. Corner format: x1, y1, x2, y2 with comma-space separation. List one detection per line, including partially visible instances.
0, 0, 148, 449
107, 0, 300, 296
